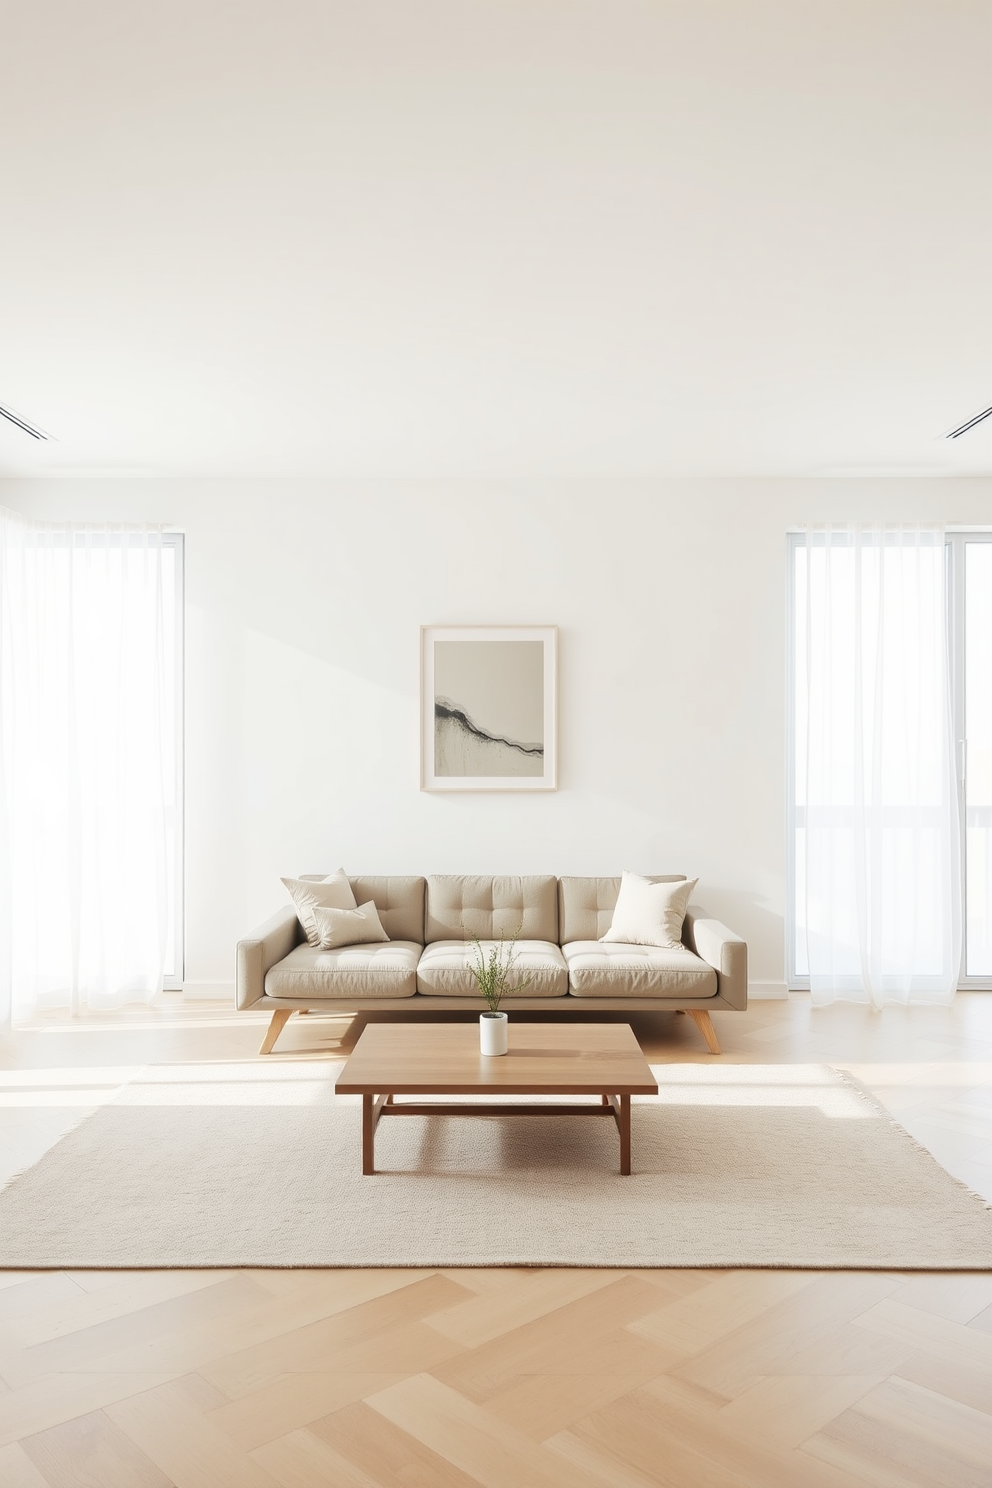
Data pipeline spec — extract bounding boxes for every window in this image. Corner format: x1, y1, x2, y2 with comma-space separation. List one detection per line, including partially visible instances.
0, 516, 183, 1020
787, 528, 991, 994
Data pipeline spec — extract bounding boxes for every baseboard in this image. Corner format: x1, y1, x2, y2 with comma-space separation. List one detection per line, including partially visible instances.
748, 981, 790, 1001
182, 980, 235, 1003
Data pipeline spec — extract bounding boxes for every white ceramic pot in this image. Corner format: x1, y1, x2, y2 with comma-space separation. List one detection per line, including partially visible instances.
479, 1011, 508, 1056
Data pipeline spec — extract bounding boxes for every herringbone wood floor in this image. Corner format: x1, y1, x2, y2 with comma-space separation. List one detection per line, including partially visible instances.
2, 995, 991, 1487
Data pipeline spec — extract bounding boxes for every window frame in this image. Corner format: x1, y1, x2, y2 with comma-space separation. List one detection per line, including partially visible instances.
162, 531, 185, 990
785, 530, 802, 988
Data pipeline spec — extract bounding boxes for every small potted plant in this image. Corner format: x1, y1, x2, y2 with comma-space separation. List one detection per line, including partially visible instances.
470, 932, 532, 1055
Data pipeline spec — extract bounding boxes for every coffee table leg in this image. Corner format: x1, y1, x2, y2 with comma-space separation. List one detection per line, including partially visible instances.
619, 1093, 631, 1175
363, 1092, 375, 1175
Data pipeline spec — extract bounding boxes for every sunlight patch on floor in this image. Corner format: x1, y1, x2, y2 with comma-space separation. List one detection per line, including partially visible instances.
649, 1063, 874, 1118
0, 1066, 138, 1107
113, 1060, 343, 1107
838, 1062, 992, 1088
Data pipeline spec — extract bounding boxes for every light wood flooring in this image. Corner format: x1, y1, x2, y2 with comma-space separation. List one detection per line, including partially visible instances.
1, 994, 991, 1487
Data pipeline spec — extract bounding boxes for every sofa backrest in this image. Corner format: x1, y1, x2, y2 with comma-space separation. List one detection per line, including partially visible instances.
425, 875, 558, 943
349, 875, 426, 944
558, 874, 687, 943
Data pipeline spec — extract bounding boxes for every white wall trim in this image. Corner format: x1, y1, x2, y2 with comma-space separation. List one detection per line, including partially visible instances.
182, 980, 235, 1003
748, 980, 790, 1001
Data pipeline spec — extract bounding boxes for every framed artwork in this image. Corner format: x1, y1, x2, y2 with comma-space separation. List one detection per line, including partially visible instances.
421, 625, 557, 791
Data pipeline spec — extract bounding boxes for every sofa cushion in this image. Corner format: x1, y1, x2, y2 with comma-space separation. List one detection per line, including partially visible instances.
263, 941, 420, 1000
600, 872, 698, 949
425, 875, 558, 943
562, 941, 718, 999
313, 900, 389, 950
558, 874, 687, 944
281, 870, 357, 946
349, 875, 425, 944
417, 939, 569, 997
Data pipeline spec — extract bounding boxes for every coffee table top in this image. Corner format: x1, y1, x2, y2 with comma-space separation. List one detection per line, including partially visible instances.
334, 1022, 658, 1096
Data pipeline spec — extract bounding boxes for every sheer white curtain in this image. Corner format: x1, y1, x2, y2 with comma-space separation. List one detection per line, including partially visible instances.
0, 507, 172, 1030
796, 524, 961, 1007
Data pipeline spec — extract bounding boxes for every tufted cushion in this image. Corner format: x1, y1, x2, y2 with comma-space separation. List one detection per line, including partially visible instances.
562, 941, 717, 999
425, 875, 558, 943
264, 941, 420, 999
417, 939, 568, 997
348, 876, 425, 944
558, 875, 687, 945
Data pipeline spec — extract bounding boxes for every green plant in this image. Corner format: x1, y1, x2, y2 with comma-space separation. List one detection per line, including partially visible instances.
469, 931, 532, 1015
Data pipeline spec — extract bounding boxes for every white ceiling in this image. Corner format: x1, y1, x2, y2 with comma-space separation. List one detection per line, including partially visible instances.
2, 0, 991, 479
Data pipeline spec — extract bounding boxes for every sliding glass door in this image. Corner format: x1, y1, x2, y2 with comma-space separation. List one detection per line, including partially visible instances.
788, 529, 992, 991
954, 534, 992, 985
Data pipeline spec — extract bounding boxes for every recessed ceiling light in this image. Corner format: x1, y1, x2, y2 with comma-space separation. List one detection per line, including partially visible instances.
0, 400, 53, 441
945, 404, 992, 440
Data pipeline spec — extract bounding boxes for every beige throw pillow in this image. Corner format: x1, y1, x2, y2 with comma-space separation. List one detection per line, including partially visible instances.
281, 869, 357, 947
313, 900, 389, 950
599, 872, 698, 949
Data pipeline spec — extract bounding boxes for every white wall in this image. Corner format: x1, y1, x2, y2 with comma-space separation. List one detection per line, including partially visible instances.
4, 477, 990, 997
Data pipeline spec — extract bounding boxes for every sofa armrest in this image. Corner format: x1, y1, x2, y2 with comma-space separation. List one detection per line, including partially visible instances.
683, 908, 748, 1009
236, 906, 301, 1009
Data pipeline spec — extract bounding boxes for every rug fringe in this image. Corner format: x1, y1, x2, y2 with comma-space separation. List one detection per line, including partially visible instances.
834, 1065, 992, 1214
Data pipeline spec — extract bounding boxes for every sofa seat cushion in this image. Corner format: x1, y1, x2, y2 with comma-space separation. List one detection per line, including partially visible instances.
562, 941, 718, 999
263, 941, 421, 1000
416, 940, 568, 998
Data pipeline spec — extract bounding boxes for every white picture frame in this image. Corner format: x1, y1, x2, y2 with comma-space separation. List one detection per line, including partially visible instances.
421, 625, 558, 792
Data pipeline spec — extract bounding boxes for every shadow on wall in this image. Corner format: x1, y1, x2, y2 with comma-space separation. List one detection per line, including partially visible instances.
693, 887, 785, 989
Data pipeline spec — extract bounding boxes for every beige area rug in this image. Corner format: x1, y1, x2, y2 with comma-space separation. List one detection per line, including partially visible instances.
1, 1061, 990, 1270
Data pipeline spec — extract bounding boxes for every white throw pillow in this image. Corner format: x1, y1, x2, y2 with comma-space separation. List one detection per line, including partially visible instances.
281, 869, 357, 947
599, 872, 698, 949
313, 900, 390, 950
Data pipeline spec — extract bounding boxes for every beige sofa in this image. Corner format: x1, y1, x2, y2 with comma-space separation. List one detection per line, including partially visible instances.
237, 873, 747, 1055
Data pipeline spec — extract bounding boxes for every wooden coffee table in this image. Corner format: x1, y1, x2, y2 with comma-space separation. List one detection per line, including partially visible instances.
334, 1021, 658, 1175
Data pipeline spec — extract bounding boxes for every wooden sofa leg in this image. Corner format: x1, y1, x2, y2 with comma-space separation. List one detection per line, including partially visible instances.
259, 1009, 294, 1055
687, 1009, 721, 1055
